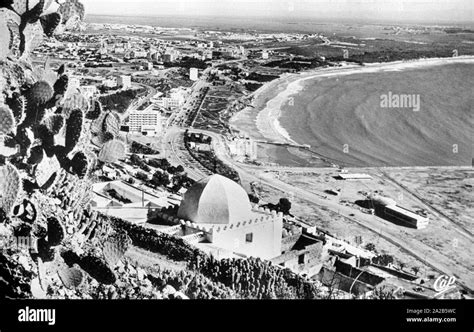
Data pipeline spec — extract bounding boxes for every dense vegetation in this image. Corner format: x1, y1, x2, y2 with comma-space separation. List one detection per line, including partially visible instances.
99, 88, 145, 114
110, 216, 323, 299
184, 132, 240, 183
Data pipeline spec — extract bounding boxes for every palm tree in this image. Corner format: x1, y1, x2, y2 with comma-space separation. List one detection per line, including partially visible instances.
412, 267, 420, 275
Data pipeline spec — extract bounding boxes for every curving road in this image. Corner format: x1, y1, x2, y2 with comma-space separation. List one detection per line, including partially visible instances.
172, 127, 474, 293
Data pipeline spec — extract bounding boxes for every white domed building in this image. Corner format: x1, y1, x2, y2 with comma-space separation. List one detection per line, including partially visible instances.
159, 175, 283, 260
177, 175, 253, 225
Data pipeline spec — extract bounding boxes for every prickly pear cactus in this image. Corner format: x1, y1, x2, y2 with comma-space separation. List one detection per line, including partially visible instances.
44, 114, 64, 135
103, 112, 120, 137
0, 162, 21, 216
58, 265, 83, 289
86, 99, 102, 120
62, 92, 89, 116
0, 105, 16, 135
65, 108, 83, 152
103, 232, 131, 267
98, 139, 126, 163
80, 254, 116, 285
26, 80, 54, 106
57, 0, 85, 32
47, 216, 65, 246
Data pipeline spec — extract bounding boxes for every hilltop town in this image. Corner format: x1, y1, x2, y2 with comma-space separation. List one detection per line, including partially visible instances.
0, 0, 472, 301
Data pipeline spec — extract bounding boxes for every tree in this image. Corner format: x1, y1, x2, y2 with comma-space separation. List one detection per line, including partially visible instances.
412, 267, 420, 275
130, 154, 141, 166
140, 164, 151, 172
372, 286, 396, 299
364, 243, 376, 252
372, 254, 394, 267
160, 158, 171, 169
151, 171, 170, 187
278, 198, 292, 215
176, 165, 185, 173
135, 172, 148, 181
167, 166, 177, 175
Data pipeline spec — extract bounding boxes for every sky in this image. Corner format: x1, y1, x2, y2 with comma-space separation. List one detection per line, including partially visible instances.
80, 0, 474, 23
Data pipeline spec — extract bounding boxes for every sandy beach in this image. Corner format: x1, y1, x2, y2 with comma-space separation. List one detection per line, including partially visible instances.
230, 56, 474, 167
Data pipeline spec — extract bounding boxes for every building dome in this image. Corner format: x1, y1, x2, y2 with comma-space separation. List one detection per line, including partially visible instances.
177, 174, 252, 225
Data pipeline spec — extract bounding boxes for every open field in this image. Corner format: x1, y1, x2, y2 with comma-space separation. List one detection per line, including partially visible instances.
265, 167, 474, 290
253, 174, 436, 280
385, 168, 474, 234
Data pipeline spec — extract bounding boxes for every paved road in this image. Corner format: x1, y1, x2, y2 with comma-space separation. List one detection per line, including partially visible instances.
157, 56, 474, 292
180, 128, 474, 293
162, 127, 211, 181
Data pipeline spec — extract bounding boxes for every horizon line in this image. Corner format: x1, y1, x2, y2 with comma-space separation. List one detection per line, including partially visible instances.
84, 13, 474, 26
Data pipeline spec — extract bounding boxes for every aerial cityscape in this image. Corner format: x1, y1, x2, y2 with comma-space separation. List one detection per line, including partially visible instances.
0, 0, 473, 308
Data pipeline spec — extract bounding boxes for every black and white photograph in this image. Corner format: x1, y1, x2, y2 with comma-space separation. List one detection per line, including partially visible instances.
0, 0, 473, 330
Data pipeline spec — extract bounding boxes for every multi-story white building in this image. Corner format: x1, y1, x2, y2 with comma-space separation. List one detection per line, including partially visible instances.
128, 108, 163, 136
228, 137, 258, 160
117, 75, 132, 89
103, 78, 117, 88
130, 50, 148, 58
151, 88, 186, 110
79, 85, 98, 99
189, 67, 199, 81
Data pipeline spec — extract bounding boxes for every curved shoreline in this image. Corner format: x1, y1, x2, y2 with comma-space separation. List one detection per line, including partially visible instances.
230, 56, 474, 165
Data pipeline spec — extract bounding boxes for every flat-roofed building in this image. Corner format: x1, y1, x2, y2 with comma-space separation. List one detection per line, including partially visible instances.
383, 205, 429, 229
128, 108, 163, 136
117, 75, 132, 89
370, 195, 429, 229
337, 173, 373, 180
189, 67, 199, 81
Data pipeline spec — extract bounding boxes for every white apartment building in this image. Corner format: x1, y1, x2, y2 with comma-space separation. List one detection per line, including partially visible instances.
117, 75, 132, 89
189, 67, 199, 81
151, 88, 186, 110
79, 85, 98, 99
128, 108, 163, 136
228, 138, 258, 160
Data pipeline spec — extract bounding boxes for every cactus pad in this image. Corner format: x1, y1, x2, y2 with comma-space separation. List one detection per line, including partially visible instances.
53, 74, 68, 96
98, 139, 126, 163
58, 266, 83, 289
103, 112, 120, 137
44, 114, 64, 135
65, 108, 83, 152
90, 112, 107, 134
103, 232, 131, 267
0, 162, 21, 216
0, 105, 15, 135
47, 216, 65, 246
85, 99, 102, 120
0, 15, 11, 60
10, 0, 29, 16
26, 81, 54, 106
102, 132, 114, 143
25, 0, 45, 24
69, 151, 88, 177
79, 254, 116, 285
5, 94, 27, 124
40, 12, 62, 37
27, 144, 44, 164
35, 153, 60, 188
62, 92, 89, 115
